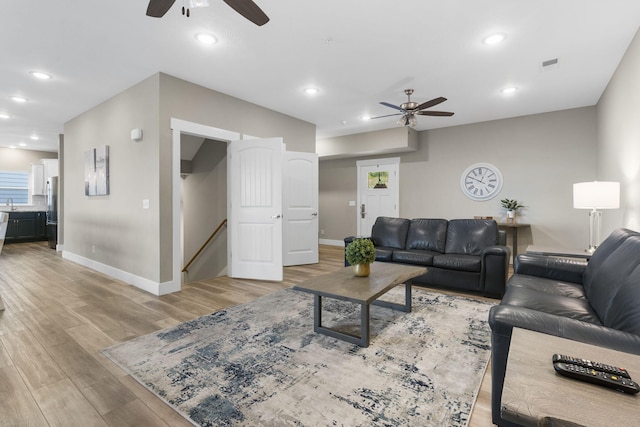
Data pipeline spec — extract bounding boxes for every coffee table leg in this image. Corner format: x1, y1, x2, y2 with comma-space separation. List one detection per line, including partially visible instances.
371, 282, 412, 313
312, 294, 370, 347
361, 302, 370, 347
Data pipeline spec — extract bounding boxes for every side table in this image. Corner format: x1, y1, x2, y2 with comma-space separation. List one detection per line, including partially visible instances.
526, 245, 591, 260
497, 223, 530, 265
501, 328, 640, 427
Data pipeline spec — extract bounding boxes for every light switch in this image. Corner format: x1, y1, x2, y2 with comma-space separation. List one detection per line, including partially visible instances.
143, 199, 150, 209
348, 200, 356, 207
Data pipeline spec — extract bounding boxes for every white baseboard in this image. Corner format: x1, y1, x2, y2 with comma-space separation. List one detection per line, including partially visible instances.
319, 238, 344, 246
62, 251, 180, 296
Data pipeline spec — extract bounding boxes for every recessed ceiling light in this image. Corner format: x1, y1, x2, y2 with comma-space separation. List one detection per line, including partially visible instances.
0, 113, 10, 119
30, 71, 52, 80
30, 135, 39, 140
304, 87, 319, 95
9, 145, 16, 149
19, 142, 27, 147
361, 116, 372, 121
195, 33, 217, 45
501, 87, 518, 95
11, 96, 28, 103
483, 33, 507, 45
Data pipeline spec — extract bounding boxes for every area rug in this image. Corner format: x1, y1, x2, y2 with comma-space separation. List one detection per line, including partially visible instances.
102, 287, 495, 427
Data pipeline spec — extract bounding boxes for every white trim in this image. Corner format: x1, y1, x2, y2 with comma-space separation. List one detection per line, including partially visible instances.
62, 251, 180, 296
170, 118, 240, 292
319, 238, 344, 246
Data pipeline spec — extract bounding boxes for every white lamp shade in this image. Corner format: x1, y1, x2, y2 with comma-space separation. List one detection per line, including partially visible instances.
573, 181, 620, 209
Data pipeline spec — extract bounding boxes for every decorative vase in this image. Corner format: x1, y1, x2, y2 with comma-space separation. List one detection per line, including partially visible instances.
506, 210, 516, 224
352, 263, 370, 277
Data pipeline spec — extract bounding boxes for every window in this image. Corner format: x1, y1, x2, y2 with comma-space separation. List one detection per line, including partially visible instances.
0, 171, 29, 205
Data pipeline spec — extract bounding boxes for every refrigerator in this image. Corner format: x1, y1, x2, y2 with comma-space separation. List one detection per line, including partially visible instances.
46, 176, 58, 249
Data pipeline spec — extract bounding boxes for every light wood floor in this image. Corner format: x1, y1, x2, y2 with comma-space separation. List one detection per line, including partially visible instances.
0, 242, 495, 426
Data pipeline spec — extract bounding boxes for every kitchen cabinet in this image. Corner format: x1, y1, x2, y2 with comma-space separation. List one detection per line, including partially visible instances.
32, 164, 45, 195
3, 211, 47, 243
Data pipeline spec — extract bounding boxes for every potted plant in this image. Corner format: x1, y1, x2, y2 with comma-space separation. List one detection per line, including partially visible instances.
345, 238, 376, 277
500, 198, 524, 223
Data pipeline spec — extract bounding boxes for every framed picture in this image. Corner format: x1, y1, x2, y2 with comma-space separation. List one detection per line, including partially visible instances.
85, 145, 109, 196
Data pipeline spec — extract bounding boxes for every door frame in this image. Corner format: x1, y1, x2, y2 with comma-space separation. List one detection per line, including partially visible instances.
356, 157, 400, 236
171, 118, 246, 290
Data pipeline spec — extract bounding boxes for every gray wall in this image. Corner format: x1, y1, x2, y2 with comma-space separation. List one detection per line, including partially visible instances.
319, 106, 597, 254
0, 147, 57, 171
598, 27, 640, 234
63, 72, 316, 288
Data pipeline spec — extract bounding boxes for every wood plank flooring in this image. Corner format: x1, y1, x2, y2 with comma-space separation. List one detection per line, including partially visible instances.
0, 242, 495, 426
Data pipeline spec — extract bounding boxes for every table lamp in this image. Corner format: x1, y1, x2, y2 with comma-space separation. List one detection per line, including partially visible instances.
573, 181, 620, 253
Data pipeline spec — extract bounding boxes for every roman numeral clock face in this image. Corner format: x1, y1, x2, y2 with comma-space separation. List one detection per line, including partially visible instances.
460, 163, 503, 201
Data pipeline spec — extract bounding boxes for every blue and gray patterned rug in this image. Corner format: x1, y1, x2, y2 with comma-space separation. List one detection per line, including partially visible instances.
102, 287, 495, 427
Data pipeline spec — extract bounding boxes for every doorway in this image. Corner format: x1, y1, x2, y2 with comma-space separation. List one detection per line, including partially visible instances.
356, 157, 400, 236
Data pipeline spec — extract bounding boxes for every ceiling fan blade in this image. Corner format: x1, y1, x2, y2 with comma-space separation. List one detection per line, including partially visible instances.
379, 101, 406, 112
146, 0, 176, 17
369, 113, 403, 120
414, 97, 447, 111
416, 111, 455, 117
222, 0, 270, 26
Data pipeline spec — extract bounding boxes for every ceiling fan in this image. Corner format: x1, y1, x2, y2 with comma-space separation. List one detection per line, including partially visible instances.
146, 0, 269, 26
371, 89, 454, 127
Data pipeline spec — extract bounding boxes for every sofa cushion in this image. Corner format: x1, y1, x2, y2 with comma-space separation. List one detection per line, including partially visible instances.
371, 217, 410, 249
392, 249, 437, 266
374, 247, 394, 262
507, 274, 587, 299
405, 219, 448, 253
604, 264, 640, 335
583, 228, 640, 294
501, 287, 602, 324
432, 254, 481, 272
584, 236, 640, 321
445, 219, 498, 255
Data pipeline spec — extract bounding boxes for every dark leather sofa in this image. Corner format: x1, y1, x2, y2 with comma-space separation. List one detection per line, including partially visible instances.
489, 228, 640, 426
345, 217, 511, 297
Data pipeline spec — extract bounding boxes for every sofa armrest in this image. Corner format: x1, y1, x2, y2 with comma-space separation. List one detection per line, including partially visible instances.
481, 245, 511, 297
514, 254, 587, 284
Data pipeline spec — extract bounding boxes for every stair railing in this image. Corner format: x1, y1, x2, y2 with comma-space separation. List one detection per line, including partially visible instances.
182, 219, 228, 273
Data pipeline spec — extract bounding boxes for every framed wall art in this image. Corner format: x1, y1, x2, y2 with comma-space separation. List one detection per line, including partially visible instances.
85, 145, 110, 196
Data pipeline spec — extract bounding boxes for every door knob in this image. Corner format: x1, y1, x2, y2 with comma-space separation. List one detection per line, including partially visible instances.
360, 204, 366, 219
311, 212, 318, 216
271, 214, 282, 219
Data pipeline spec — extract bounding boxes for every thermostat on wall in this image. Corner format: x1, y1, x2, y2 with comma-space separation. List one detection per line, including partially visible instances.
131, 128, 143, 141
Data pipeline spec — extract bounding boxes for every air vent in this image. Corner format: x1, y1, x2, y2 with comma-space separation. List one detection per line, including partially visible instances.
541, 58, 559, 70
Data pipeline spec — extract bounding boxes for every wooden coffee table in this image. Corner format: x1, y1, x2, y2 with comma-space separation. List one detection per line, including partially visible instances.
293, 262, 426, 347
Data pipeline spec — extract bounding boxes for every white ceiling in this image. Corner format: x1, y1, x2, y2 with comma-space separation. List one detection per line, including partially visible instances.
2, 1, 640, 153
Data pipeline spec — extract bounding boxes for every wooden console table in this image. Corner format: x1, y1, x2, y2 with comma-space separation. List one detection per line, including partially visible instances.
502, 328, 640, 426
497, 223, 530, 264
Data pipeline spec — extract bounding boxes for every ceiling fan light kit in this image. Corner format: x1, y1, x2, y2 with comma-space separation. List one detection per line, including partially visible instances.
371, 89, 454, 127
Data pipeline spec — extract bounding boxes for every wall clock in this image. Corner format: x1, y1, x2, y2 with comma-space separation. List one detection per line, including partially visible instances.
460, 163, 503, 201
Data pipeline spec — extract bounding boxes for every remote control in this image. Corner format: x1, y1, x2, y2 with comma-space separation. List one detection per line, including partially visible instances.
553, 362, 640, 394
553, 354, 631, 379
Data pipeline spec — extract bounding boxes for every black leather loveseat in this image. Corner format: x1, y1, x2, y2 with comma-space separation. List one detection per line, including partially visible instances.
345, 217, 511, 297
489, 228, 640, 426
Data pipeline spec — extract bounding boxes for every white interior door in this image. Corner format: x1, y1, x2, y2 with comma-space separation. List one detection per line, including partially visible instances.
228, 138, 284, 280
283, 151, 319, 266
357, 158, 400, 236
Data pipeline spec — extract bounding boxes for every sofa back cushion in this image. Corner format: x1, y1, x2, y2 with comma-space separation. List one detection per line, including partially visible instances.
445, 219, 498, 255
583, 228, 639, 294
603, 264, 640, 335
406, 219, 448, 253
371, 217, 410, 249
585, 234, 640, 322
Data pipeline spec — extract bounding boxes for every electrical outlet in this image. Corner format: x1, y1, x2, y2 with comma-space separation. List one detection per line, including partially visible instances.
320, 229, 325, 235
92, 245, 96, 253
